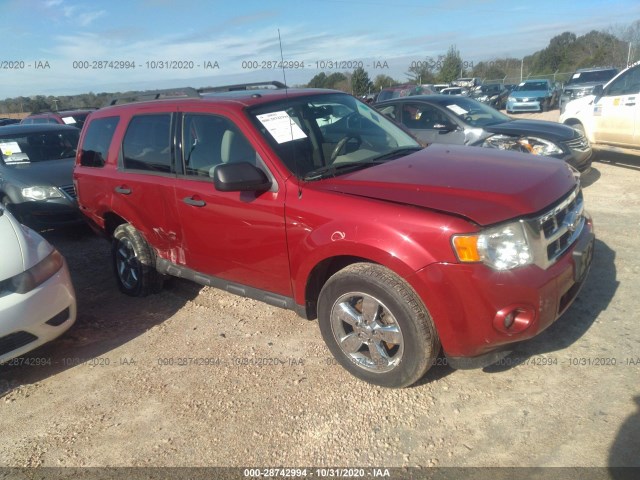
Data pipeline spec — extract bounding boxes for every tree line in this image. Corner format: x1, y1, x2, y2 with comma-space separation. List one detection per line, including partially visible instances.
307, 22, 640, 96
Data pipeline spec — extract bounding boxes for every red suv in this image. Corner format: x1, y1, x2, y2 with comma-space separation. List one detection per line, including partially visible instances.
21, 109, 97, 130
74, 85, 594, 387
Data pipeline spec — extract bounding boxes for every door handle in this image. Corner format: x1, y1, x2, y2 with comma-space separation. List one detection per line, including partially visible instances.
182, 196, 206, 207
114, 186, 132, 195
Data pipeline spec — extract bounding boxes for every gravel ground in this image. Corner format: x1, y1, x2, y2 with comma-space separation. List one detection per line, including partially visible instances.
1, 110, 639, 471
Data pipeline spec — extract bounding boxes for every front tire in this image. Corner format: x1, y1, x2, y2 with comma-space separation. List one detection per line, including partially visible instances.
318, 263, 440, 388
112, 224, 164, 296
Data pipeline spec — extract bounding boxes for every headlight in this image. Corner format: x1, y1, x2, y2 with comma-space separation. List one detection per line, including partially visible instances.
477, 95, 488, 101
21, 186, 63, 201
482, 135, 564, 156
508, 96, 515, 102
452, 222, 532, 270
0, 249, 64, 294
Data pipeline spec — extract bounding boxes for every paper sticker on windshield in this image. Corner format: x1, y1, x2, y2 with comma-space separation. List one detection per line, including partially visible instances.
572, 73, 581, 79
61, 116, 77, 124
0, 141, 22, 156
256, 111, 307, 144
0, 142, 29, 164
446, 104, 468, 115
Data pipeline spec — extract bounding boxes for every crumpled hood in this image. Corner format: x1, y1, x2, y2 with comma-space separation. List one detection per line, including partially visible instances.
311, 144, 577, 226
484, 119, 579, 142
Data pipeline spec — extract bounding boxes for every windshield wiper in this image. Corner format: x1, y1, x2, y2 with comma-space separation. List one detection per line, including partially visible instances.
303, 160, 382, 181
302, 147, 423, 181
368, 146, 423, 162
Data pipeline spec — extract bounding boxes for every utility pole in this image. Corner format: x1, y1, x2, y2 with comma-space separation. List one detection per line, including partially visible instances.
520, 58, 524, 82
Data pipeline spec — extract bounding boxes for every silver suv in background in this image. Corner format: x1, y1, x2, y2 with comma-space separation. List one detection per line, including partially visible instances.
559, 67, 618, 113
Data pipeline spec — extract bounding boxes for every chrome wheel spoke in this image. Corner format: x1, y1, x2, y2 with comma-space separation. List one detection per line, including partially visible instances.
360, 295, 379, 323
340, 332, 364, 354
375, 324, 402, 345
368, 341, 390, 366
335, 302, 361, 327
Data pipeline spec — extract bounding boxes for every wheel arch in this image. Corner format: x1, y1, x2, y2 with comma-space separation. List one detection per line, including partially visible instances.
103, 211, 128, 238
302, 255, 375, 319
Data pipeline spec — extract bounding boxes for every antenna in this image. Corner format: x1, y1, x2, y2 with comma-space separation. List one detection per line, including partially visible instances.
278, 29, 303, 199
278, 29, 288, 91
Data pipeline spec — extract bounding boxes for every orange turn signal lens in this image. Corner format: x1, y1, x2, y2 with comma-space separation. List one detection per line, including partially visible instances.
452, 235, 481, 262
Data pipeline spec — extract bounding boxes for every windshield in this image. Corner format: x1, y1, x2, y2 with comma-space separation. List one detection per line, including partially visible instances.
0, 130, 79, 165
471, 85, 501, 97
566, 69, 617, 85
438, 97, 510, 127
515, 81, 548, 91
248, 93, 420, 179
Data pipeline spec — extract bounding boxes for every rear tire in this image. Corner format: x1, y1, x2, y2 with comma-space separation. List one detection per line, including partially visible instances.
318, 263, 440, 388
112, 224, 164, 296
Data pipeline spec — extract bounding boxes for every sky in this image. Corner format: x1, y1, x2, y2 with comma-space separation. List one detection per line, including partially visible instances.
2, 0, 640, 98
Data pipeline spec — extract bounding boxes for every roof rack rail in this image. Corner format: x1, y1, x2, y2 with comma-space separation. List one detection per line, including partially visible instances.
108, 87, 200, 106
106, 81, 288, 106
198, 81, 287, 93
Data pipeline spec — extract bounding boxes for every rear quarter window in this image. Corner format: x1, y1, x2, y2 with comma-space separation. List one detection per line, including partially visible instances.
80, 116, 120, 167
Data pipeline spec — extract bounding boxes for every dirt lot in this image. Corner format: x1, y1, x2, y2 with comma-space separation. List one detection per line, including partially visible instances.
1, 111, 639, 471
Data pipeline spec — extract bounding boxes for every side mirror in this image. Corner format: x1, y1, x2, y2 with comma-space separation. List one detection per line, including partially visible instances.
592, 84, 604, 98
213, 162, 271, 192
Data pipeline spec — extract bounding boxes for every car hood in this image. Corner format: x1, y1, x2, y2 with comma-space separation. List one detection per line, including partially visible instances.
510, 90, 548, 98
483, 119, 579, 142
563, 81, 606, 90
311, 144, 576, 226
0, 206, 53, 280
1, 158, 74, 187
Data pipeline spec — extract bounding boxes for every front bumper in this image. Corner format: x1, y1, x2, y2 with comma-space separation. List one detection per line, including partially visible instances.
406, 216, 594, 360
12, 199, 84, 229
0, 258, 77, 364
552, 148, 592, 173
506, 98, 544, 112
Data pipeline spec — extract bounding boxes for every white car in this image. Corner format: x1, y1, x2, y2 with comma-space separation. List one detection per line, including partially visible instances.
560, 61, 640, 150
0, 205, 76, 364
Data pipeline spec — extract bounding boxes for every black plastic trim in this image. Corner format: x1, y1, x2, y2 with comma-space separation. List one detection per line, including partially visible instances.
155, 258, 308, 316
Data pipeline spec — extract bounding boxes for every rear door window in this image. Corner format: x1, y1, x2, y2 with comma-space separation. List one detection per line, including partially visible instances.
80, 116, 119, 167
122, 114, 173, 173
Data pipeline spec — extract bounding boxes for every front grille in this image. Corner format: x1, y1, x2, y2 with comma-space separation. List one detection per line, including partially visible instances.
0, 331, 38, 357
525, 187, 585, 268
563, 135, 590, 152
59, 184, 77, 199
